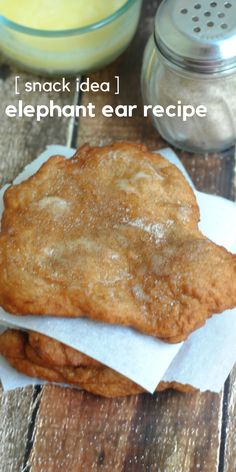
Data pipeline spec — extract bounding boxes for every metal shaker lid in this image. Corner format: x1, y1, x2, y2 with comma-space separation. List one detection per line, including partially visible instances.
154, 0, 236, 73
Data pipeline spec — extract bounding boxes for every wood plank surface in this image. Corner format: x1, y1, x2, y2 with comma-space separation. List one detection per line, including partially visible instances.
0, 386, 39, 472
0, 59, 77, 186
224, 367, 236, 472
0, 0, 236, 471
28, 386, 222, 472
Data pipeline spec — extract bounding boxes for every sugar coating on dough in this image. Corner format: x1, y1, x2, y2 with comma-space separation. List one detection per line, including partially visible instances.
0, 142, 236, 342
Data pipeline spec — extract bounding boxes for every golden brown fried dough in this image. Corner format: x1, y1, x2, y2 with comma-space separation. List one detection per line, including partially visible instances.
0, 330, 196, 397
0, 143, 236, 342
28, 331, 100, 368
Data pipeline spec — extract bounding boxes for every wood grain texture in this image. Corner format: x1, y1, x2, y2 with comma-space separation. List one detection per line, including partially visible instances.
0, 386, 38, 472
224, 368, 236, 472
28, 386, 222, 472
0, 56, 77, 186
179, 148, 236, 198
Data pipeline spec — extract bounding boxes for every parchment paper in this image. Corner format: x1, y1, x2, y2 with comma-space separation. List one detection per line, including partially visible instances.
0, 145, 235, 393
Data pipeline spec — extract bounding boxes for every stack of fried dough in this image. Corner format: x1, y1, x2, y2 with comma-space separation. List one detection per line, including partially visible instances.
0, 329, 196, 397
0, 143, 236, 397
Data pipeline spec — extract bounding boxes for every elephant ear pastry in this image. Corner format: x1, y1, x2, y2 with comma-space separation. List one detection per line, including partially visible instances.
0, 329, 196, 397
0, 142, 235, 342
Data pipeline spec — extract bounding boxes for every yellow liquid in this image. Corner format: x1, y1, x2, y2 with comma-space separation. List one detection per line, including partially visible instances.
0, 0, 141, 74
0, 0, 126, 29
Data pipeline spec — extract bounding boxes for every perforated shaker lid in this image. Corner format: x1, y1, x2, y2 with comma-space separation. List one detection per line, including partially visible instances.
154, 0, 236, 73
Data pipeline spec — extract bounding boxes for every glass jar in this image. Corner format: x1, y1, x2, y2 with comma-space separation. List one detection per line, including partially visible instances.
0, 0, 142, 76
141, 0, 236, 153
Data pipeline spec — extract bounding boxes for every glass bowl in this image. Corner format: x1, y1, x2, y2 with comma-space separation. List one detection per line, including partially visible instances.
0, 0, 142, 75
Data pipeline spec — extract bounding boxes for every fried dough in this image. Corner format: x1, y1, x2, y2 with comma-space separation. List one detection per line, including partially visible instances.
0, 329, 196, 397
0, 143, 236, 342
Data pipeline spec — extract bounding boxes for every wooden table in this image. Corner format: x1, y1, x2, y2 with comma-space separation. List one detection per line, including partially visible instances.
0, 1, 236, 471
